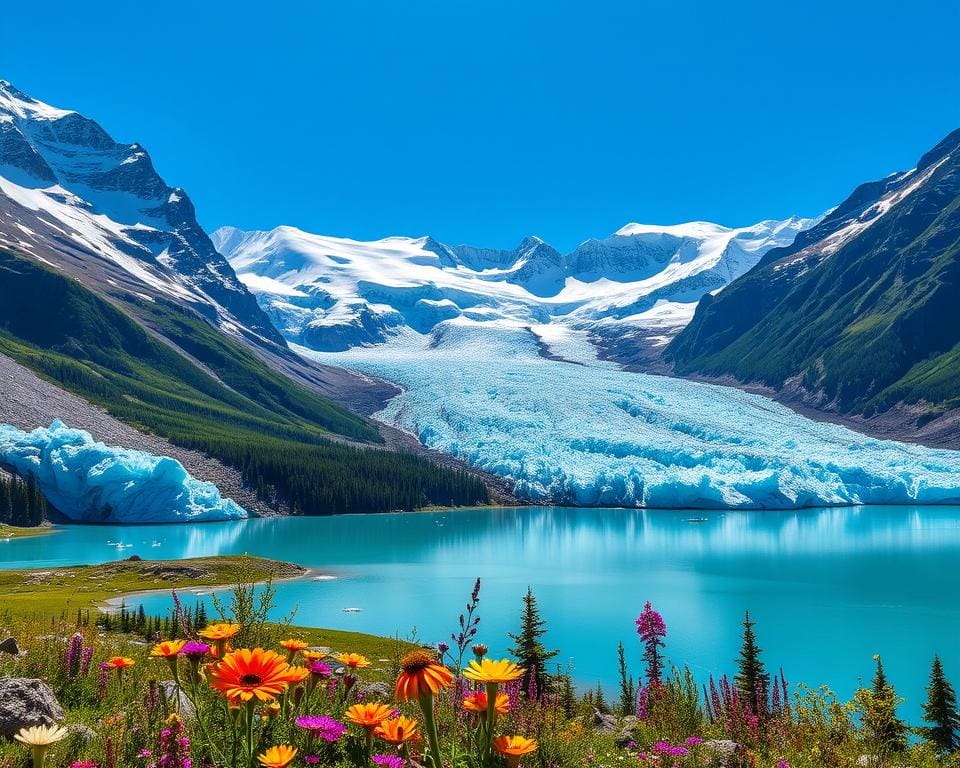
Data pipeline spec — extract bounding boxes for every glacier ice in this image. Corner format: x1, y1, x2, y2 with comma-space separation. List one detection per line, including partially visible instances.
303, 324, 960, 509
0, 420, 247, 523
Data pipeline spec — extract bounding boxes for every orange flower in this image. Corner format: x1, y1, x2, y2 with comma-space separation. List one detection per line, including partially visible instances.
493, 735, 538, 767
106, 657, 135, 669
283, 665, 310, 685
150, 640, 185, 658
463, 691, 510, 715
261, 701, 281, 720
394, 650, 454, 701
209, 648, 295, 702
279, 639, 308, 652
374, 715, 419, 744
199, 623, 241, 641
345, 702, 394, 730
301, 650, 326, 662
336, 652, 371, 669
462, 658, 524, 684
257, 745, 297, 768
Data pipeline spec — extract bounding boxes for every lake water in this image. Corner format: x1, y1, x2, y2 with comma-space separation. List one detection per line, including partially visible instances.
3, 505, 959, 722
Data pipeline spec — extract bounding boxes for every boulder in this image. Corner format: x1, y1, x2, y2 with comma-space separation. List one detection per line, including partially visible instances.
703, 740, 740, 768
357, 681, 392, 701
592, 709, 619, 734
159, 681, 195, 719
0, 638, 18, 655
0, 678, 64, 739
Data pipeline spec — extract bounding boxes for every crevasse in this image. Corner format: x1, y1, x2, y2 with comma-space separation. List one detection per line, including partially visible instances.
0, 420, 247, 522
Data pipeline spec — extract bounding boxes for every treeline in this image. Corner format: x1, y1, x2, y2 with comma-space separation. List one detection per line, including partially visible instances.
178, 433, 490, 515
94, 600, 209, 640
0, 471, 47, 527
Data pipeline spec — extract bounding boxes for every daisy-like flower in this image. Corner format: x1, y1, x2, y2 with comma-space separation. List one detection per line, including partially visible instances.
257, 745, 297, 768
295, 715, 346, 742
283, 665, 310, 686
199, 622, 241, 641
279, 639, 308, 663
462, 658, 524, 684
150, 640, 185, 658
492, 736, 538, 768
209, 648, 295, 702
301, 650, 326, 662
463, 691, 510, 716
374, 715, 419, 745
336, 652, 371, 669
180, 641, 210, 660
105, 656, 135, 670
394, 650, 454, 701
15, 725, 69, 768
372, 755, 404, 768
345, 702, 394, 730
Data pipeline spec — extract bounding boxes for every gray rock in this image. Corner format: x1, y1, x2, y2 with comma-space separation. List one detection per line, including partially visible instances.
0, 678, 64, 739
0, 638, 18, 655
592, 709, 619, 734
158, 681, 195, 719
357, 681, 392, 701
703, 740, 740, 768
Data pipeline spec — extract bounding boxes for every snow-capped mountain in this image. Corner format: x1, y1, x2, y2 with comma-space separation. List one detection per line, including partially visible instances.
213, 216, 816, 354
0, 80, 282, 345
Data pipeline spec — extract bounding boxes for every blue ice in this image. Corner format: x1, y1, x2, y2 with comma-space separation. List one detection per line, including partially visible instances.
0, 420, 247, 523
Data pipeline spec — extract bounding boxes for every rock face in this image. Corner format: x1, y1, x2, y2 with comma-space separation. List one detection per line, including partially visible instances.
0, 637, 19, 655
0, 678, 64, 739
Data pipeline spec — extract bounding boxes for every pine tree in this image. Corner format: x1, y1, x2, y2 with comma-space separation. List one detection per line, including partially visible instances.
734, 610, 769, 715
922, 656, 960, 753
594, 682, 609, 714
508, 587, 558, 700
859, 654, 908, 754
617, 641, 635, 715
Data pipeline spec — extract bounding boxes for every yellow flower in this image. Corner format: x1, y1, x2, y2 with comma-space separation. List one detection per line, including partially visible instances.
199, 622, 241, 641
463, 691, 510, 715
493, 735, 538, 767
395, 650, 453, 701
257, 745, 297, 768
279, 639, 308, 652
336, 652, 371, 669
106, 656, 136, 670
301, 650, 326, 662
150, 640, 186, 658
462, 658, 524, 684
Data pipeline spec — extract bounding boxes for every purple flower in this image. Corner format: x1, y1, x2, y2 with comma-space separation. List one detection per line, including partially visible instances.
776, 761, 791, 768
137, 750, 153, 760
436, 641, 450, 655
372, 756, 404, 768
80, 645, 95, 676
179, 642, 210, 660
65, 632, 83, 679
307, 660, 332, 678
69, 762, 99, 768
304, 758, 321, 766
295, 715, 346, 742
685, 737, 704, 747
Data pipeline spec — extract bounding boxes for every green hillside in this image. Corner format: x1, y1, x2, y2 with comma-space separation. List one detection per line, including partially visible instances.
0, 249, 489, 513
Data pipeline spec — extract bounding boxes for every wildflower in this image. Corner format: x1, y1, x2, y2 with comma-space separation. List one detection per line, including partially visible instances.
307, 660, 332, 679
209, 648, 297, 702
65, 632, 83, 679
15, 725, 69, 768
198, 622, 241, 641
463, 691, 510, 715
372, 756, 404, 768
137, 749, 153, 759
776, 761, 791, 768
262, 701, 281, 719
395, 650, 454, 700
471, 642, 489, 659
156, 715, 191, 768
284, 665, 310, 685
97, 662, 109, 701
436, 641, 450, 656
304, 758, 321, 766
345, 702, 394, 729
256, 745, 297, 768
106, 656, 135, 670
492, 735, 538, 767
302, 650, 326, 662
686, 737, 704, 747
279, 639, 308, 663
151, 640, 185, 677
462, 658, 524, 684
69, 762, 99, 768
295, 715, 346, 743
180, 641, 210, 660
374, 715, 419, 745
336, 652, 371, 669
80, 645, 95, 676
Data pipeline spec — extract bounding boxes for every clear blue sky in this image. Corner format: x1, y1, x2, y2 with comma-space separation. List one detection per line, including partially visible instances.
2, 0, 959, 251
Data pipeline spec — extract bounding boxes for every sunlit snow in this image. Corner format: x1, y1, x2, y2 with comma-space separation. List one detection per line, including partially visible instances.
302, 325, 960, 509
0, 421, 247, 522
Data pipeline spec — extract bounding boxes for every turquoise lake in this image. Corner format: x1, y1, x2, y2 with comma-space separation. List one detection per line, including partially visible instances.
3, 505, 959, 722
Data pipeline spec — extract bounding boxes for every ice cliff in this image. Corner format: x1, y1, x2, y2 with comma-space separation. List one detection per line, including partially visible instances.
0, 421, 247, 522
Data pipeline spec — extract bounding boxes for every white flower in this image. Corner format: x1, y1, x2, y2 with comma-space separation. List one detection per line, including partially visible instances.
14, 724, 69, 746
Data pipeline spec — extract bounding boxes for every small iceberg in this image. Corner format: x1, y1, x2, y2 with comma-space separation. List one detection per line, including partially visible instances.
342, 607, 362, 613
0, 420, 247, 523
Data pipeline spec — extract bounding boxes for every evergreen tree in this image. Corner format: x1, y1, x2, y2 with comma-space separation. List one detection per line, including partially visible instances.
594, 682, 609, 714
922, 655, 960, 753
734, 610, 770, 715
859, 654, 908, 754
617, 641, 635, 715
508, 587, 558, 699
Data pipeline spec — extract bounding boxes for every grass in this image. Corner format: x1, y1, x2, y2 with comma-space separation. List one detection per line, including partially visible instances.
0, 522, 56, 539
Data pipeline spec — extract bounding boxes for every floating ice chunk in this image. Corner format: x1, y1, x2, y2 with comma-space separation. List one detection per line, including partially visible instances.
0, 420, 247, 523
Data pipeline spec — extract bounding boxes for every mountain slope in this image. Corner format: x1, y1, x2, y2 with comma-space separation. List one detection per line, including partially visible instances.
668, 128, 960, 429
213, 216, 814, 355
0, 79, 283, 346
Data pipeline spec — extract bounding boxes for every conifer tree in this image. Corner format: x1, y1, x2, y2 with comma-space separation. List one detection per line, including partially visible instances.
922, 655, 960, 753
734, 610, 770, 715
858, 654, 908, 754
508, 587, 558, 699
617, 641, 635, 715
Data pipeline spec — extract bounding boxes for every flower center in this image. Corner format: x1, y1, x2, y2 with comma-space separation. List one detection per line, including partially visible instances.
240, 673, 263, 685
400, 650, 436, 673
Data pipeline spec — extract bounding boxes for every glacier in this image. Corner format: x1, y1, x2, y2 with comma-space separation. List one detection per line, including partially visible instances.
0, 421, 248, 523
302, 325, 960, 509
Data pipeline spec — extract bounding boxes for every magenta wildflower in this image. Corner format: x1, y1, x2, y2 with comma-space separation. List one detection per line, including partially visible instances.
69, 762, 99, 768
307, 660, 332, 678
685, 736, 704, 747
372, 756, 404, 768
157, 716, 191, 768
295, 715, 346, 742
636, 601, 667, 685
137, 750, 153, 759
80, 644, 95, 676
304, 758, 321, 766
65, 632, 83, 679
97, 662, 110, 701
776, 761, 791, 768
179, 641, 209, 660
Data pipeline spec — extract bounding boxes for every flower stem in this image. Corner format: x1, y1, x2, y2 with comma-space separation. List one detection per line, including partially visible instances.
419, 692, 444, 768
